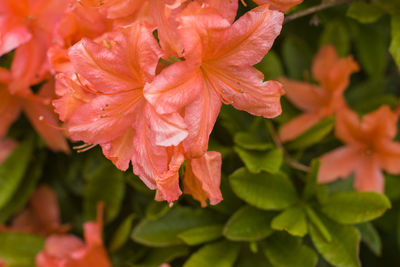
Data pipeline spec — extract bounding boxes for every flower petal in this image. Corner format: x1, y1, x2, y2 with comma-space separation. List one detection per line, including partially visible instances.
101, 128, 135, 171
0, 16, 31, 56
361, 105, 398, 140
335, 107, 363, 146
354, 158, 384, 193
0, 86, 21, 137
319, 146, 361, 184
376, 140, 400, 174
253, 0, 303, 12
279, 112, 325, 142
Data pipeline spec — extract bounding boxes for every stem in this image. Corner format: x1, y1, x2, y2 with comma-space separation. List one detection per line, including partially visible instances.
284, 0, 359, 24
266, 121, 310, 172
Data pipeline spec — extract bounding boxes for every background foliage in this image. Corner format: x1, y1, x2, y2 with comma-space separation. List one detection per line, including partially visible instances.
1, 0, 400, 266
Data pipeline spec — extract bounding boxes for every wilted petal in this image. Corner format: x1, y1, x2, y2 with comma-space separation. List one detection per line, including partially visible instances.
319, 146, 361, 184
184, 151, 223, 206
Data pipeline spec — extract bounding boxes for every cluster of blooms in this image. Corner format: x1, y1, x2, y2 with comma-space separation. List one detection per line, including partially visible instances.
279, 45, 400, 193
0, 0, 306, 206
0, 186, 111, 266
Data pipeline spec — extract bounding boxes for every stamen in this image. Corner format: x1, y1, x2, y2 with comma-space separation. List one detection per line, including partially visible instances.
73, 143, 97, 153
240, 0, 247, 7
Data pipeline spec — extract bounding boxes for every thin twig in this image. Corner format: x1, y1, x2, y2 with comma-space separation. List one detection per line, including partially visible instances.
284, 0, 359, 24
266, 120, 310, 172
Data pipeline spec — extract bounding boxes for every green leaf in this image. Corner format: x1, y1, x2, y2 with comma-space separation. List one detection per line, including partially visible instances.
183, 241, 241, 267
357, 222, 382, 256
84, 164, 125, 223
136, 246, 189, 267
390, 14, 400, 69
0, 137, 34, 209
230, 168, 297, 210
285, 116, 335, 150
132, 207, 224, 247
282, 35, 312, 80
320, 20, 350, 56
347, 2, 385, 23
305, 206, 332, 242
255, 51, 284, 80
309, 214, 361, 267
145, 201, 170, 220
263, 232, 317, 267
0, 152, 45, 224
178, 225, 223, 246
385, 174, 400, 201
109, 214, 136, 252
235, 252, 272, 267
0, 233, 44, 266
234, 132, 273, 151
234, 147, 283, 174
224, 206, 275, 241
271, 206, 307, 237
303, 160, 321, 200
320, 192, 391, 224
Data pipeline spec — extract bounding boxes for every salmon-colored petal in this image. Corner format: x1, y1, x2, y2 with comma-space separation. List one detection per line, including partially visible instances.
183, 160, 208, 207
43, 235, 85, 258
334, 107, 363, 145
279, 112, 325, 142
354, 158, 384, 193
280, 78, 326, 112
0, 16, 31, 56
144, 61, 204, 114
145, 104, 187, 147
361, 105, 398, 140
200, 0, 238, 23
209, 5, 283, 67
67, 91, 141, 144
204, 65, 284, 118
0, 138, 17, 164
0, 86, 21, 137
376, 140, 400, 174
30, 185, 61, 232
253, 0, 303, 12
186, 151, 223, 206
183, 88, 221, 158
319, 146, 361, 184
101, 128, 135, 171
311, 45, 338, 86
22, 98, 69, 153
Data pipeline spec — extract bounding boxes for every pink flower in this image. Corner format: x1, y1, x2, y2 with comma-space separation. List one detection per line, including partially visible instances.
54, 23, 188, 202
36, 204, 111, 267
145, 3, 284, 158
253, 0, 303, 12
319, 106, 400, 193
279, 45, 359, 142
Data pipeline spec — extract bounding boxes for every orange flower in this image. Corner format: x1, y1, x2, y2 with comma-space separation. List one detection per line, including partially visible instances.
36, 204, 111, 267
279, 45, 359, 142
318, 106, 400, 193
1, 185, 69, 236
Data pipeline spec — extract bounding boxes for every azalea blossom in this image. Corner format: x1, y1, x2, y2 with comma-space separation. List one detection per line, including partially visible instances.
279, 45, 359, 142
0, 68, 69, 152
36, 204, 111, 267
145, 3, 284, 158
0, 185, 69, 235
318, 106, 400, 193
253, 0, 303, 12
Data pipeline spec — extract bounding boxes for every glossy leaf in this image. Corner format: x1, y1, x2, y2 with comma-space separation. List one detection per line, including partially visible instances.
357, 222, 382, 256
347, 2, 385, 23
390, 14, 400, 69
234, 132, 273, 151
234, 147, 283, 174
230, 168, 297, 210
271, 206, 308, 237
110, 214, 136, 252
178, 225, 223, 246
0, 233, 44, 266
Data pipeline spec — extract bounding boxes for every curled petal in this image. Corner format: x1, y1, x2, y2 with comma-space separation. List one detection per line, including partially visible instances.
319, 146, 361, 184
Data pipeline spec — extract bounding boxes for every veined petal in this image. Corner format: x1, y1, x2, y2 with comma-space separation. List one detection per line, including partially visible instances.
253, 0, 303, 12
207, 5, 283, 66
354, 157, 384, 193
101, 128, 135, 171
145, 104, 187, 147
67, 90, 141, 144
279, 112, 325, 142
184, 151, 223, 206
203, 65, 284, 118
144, 61, 204, 114
376, 140, 400, 174
183, 88, 221, 158
319, 146, 361, 184
280, 78, 326, 112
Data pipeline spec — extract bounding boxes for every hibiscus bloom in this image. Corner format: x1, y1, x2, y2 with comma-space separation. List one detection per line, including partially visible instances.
318, 106, 400, 193
279, 45, 359, 142
36, 204, 111, 267
145, 3, 284, 158
253, 0, 303, 12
